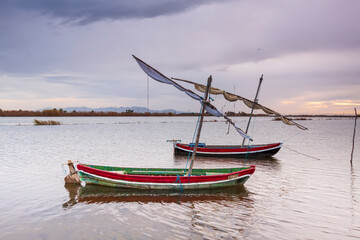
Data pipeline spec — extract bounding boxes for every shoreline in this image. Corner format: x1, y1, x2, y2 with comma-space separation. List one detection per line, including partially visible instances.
0, 108, 356, 118
0, 112, 355, 118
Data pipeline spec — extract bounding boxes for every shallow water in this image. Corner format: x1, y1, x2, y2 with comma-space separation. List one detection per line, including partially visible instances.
0, 116, 359, 239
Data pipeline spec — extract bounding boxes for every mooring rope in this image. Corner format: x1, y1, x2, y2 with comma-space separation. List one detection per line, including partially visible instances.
175, 175, 183, 191
244, 139, 251, 164
282, 145, 320, 160
61, 164, 68, 175
61, 161, 80, 176
282, 130, 304, 143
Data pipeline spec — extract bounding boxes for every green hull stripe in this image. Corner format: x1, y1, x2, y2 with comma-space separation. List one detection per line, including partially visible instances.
79, 171, 250, 190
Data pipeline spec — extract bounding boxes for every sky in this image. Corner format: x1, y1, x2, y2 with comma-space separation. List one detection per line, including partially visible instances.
0, 0, 359, 115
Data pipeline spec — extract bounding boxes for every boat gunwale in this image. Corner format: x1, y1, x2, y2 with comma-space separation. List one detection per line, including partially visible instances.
77, 164, 255, 184
79, 164, 252, 174
78, 170, 252, 190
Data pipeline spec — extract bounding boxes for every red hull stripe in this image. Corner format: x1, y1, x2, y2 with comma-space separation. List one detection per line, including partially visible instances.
77, 164, 255, 184
175, 143, 281, 154
80, 171, 252, 187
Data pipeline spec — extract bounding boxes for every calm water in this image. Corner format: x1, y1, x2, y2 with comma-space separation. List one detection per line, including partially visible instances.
0, 116, 359, 239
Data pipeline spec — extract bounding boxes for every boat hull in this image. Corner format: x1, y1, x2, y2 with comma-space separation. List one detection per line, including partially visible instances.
76, 164, 255, 190
174, 142, 282, 158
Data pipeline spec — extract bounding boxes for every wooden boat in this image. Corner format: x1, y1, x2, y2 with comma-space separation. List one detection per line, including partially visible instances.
174, 142, 282, 158
75, 163, 255, 190
64, 55, 256, 190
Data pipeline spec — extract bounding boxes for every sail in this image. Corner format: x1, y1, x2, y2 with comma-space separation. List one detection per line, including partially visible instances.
172, 78, 308, 130
133, 55, 253, 140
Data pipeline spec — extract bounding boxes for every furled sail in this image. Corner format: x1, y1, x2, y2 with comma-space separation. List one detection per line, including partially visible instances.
172, 78, 308, 130
133, 55, 253, 140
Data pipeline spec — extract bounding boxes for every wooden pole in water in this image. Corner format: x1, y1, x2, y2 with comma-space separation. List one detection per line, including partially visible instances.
188, 76, 212, 176
351, 108, 357, 164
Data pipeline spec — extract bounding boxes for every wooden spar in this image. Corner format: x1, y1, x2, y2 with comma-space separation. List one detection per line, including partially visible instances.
242, 75, 263, 146
171, 77, 308, 131
188, 76, 212, 176
351, 108, 358, 164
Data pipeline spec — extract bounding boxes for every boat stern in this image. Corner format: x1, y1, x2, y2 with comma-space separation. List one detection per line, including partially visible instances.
64, 160, 81, 184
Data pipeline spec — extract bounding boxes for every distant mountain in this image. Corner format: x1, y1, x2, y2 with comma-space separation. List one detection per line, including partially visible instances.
41, 106, 179, 114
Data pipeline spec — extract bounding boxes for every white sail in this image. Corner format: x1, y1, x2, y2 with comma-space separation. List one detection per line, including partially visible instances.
133, 55, 253, 140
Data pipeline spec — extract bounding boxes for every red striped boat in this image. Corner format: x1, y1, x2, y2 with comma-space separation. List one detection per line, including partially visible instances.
174, 142, 282, 158
75, 163, 255, 190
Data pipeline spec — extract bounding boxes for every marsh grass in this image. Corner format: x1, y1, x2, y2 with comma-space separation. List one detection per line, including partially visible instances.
34, 119, 61, 125
273, 117, 310, 121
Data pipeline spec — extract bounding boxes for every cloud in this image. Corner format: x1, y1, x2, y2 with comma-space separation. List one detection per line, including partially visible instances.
0, 0, 227, 25
304, 100, 360, 112
333, 100, 360, 106
281, 101, 295, 104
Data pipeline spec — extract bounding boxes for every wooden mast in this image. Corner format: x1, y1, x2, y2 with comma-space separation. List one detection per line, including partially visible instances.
188, 76, 212, 176
242, 74, 263, 146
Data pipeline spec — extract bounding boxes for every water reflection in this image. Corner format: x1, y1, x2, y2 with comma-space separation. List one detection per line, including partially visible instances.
62, 183, 258, 239
246, 157, 282, 171
350, 164, 356, 226
63, 184, 253, 209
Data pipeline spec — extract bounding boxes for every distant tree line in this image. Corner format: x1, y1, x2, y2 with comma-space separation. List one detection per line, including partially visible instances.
0, 108, 199, 117
0, 108, 353, 118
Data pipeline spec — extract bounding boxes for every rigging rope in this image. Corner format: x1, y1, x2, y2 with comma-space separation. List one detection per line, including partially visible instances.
184, 103, 203, 173
244, 109, 257, 163
250, 110, 257, 137
222, 98, 228, 113
184, 88, 210, 174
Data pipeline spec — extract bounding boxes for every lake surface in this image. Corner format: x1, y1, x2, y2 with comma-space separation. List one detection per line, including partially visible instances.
0, 116, 359, 239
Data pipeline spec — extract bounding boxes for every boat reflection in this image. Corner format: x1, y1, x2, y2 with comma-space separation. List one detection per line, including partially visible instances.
63, 183, 253, 209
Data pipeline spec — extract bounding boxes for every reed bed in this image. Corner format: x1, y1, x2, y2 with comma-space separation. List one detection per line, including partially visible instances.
34, 119, 61, 125
273, 117, 310, 121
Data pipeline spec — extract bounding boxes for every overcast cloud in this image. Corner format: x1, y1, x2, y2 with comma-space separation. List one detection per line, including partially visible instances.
0, 0, 225, 24
0, 0, 359, 114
